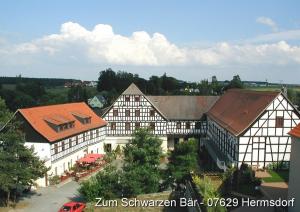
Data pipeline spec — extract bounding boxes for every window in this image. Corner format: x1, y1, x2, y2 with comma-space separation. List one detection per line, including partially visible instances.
149, 122, 155, 130
104, 144, 112, 152
186, 122, 191, 129
125, 109, 130, 117
54, 143, 58, 154
125, 96, 130, 102
111, 122, 116, 130
85, 118, 91, 124
113, 109, 118, 116
90, 131, 93, 139
69, 139, 72, 148
125, 122, 131, 130
150, 109, 155, 117
276, 116, 284, 128
76, 136, 78, 145
176, 122, 181, 129
135, 109, 140, 117
195, 122, 201, 129
61, 141, 65, 151
135, 96, 140, 102
135, 122, 140, 129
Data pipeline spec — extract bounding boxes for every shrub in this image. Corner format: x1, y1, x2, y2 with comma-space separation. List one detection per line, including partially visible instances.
192, 175, 226, 212
49, 175, 60, 185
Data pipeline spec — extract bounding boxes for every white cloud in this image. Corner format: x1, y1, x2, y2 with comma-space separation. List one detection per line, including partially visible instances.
1, 22, 300, 82
256, 16, 278, 32
248, 29, 300, 43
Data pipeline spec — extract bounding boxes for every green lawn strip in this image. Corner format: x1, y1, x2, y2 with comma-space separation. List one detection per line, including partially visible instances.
262, 170, 289, 183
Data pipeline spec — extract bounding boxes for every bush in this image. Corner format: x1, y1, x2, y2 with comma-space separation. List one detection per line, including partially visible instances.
49, 175, 60, 185
252, 178, 262, 187
79, 165, 122, 201
115, 145, 122, 157
192, 175, 226, 212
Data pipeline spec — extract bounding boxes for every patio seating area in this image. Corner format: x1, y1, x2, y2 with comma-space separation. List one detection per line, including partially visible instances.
57, 153, 107, 183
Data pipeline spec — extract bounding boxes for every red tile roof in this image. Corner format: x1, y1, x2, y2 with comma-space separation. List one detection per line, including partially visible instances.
18, 102, 107, 142
207, 89, 280, 136
289, 124, 300, 138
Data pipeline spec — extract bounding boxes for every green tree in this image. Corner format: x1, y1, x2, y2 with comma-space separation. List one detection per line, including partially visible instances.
16, 82, 46, 101
225, 75, 244, 90
193, 175, 226, 212
122, 128, 163, 197
67, 85, 88, 102
97, 68, 117, 92
79, 165, 122, 201
0, 98, 48, 205
167, 138, 198, 183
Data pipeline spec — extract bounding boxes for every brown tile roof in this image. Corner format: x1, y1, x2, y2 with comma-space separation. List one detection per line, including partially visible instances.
18, 102, 107, 142
207, 89, 280, 136
289, 124, 300, 138
122, 83, 144, 95
147, 96, 219, 120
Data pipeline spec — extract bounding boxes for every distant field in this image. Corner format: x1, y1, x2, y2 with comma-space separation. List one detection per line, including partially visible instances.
46, 86, 70, 95
246, 86, 300, 92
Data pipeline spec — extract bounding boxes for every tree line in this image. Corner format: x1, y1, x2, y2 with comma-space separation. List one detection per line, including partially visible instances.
0, 76, 80, 87
0, 68, 246, 112
96, 68, 244, 106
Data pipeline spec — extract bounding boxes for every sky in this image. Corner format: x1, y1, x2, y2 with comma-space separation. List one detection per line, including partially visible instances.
1, 0, 300, 83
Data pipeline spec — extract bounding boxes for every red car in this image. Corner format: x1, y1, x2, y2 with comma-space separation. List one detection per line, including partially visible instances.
58, 202, 86, 212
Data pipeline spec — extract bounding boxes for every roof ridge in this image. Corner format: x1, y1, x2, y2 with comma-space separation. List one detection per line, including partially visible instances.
122, 83, 144, 95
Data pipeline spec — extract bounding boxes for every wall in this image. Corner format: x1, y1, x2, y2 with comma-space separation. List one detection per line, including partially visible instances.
103, 94, 167, 136
207, 116, 238, 164
104, 136, 168, 153
238, 94, 300, 168
288, 136, 300, 212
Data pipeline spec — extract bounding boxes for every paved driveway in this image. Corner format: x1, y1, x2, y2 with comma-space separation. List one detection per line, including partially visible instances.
16, 181, 81, 212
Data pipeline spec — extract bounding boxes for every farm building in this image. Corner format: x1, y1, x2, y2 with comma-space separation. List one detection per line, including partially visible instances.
15, 102, 107, 187
205, 89, 300, 170
102, 83, 218, 151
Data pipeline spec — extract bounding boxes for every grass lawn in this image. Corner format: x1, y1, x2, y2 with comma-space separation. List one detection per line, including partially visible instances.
263, 170, 289, 183
87, 191, 185, 212
246, 85, 300, 92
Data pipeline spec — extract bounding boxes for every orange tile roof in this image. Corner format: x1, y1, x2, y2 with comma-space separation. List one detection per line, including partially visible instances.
207, 89, 280, 136
18, 102, 107, 142
289, 124, 300, 138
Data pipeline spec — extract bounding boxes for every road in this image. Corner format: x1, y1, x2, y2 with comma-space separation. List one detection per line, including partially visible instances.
17, 181, 81, 212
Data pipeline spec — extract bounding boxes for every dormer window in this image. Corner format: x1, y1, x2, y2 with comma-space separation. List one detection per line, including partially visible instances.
71, 112, 92, 125
44, 115, 75, 133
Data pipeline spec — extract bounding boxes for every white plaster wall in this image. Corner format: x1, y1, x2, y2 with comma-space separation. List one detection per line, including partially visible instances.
105, 136, 168, 153
24, 142, 51, 161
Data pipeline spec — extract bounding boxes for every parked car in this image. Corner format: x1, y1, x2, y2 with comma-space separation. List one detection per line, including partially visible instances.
58, 202, 86, 212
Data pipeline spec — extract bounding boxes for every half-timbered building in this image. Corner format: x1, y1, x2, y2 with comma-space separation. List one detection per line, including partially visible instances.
16, 102, 107, 187
102, 83, 218, 151
205, 89, 300, 170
